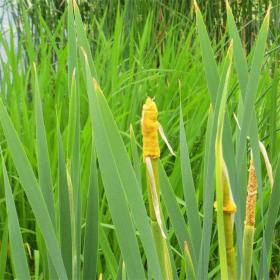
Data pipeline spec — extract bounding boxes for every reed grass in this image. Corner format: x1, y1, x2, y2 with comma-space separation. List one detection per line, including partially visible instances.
0, 1, 279, 279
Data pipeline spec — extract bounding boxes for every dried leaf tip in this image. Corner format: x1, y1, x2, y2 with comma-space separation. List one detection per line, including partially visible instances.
193, 0, 199, 12
225, 0, 230, 9
93, 79, 102, 93
245, 160, 257, 226
72, 0, 78, 9
141, 97, 160, 159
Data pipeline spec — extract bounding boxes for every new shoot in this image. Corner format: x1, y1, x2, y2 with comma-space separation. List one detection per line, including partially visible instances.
141, 97, 173, 280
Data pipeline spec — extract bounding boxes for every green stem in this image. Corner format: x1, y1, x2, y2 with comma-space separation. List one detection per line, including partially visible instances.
146, 159, 173, 280
223, 173, 237, 280
241, 225, 254, 280
215, 142, 228, 280
224, 213, 237, 280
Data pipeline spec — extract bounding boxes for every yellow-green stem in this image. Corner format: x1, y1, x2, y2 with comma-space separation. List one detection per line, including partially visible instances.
241, 225, 254, 280
224, 213, 236, 279
222, 171, 237, 280
146, 159, 173, 280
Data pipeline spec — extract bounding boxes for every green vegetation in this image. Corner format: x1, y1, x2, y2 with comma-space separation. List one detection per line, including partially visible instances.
0, 0, 279, 279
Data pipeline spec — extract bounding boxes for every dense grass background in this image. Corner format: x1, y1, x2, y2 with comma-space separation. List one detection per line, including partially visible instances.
0, 0, 280, 279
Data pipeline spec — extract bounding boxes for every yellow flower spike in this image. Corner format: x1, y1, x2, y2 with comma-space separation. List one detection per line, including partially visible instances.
141, 97, 173, 280
241, 158, 257, 280
245, 159, 257, 227
141, 97, 160, 159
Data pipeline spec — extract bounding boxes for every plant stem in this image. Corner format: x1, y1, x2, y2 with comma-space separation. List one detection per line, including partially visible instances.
222, 169, 237, 280
146, 159, 173, 280
241, 226, 254, 280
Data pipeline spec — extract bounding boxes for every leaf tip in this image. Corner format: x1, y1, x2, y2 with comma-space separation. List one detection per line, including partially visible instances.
72, 67, 76, 79
72, 0, 78, 10
225, 0, 230, 10
264, 4, 271, 23
193, 0, 200, 14
129, 124, 134, 137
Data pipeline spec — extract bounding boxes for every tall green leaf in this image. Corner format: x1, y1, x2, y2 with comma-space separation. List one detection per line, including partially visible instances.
236, 9, 270, 171
0, 225, 8, 279
57, 125, 72, 279
33, 64, 55, 223
195, 5, 237, 278
194, 2, 219, 105
179, 106, 201, 262
81, 51, 147, 279
33, 64, 57, 279
0, 99, 67, 279
2, 154, 30, 280
83, 140, 99, 280
227, 5, 270, 276
214, 46, 233, 280
258, 159, 280, 279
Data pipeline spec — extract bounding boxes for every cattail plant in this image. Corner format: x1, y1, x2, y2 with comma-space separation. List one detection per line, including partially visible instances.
219, 164, 237, 279
214, 160, 237, 280
141, 97, 173, 279
241, 157, 257, 280
0, 0, 276, 278
214, 43, 237, 280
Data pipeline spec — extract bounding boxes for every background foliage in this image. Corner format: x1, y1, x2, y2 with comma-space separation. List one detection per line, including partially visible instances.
0, 0, 280, 279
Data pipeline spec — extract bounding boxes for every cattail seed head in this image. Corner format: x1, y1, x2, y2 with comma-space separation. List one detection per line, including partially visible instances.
141, 97, 160, 159
245, 160, 257, 226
